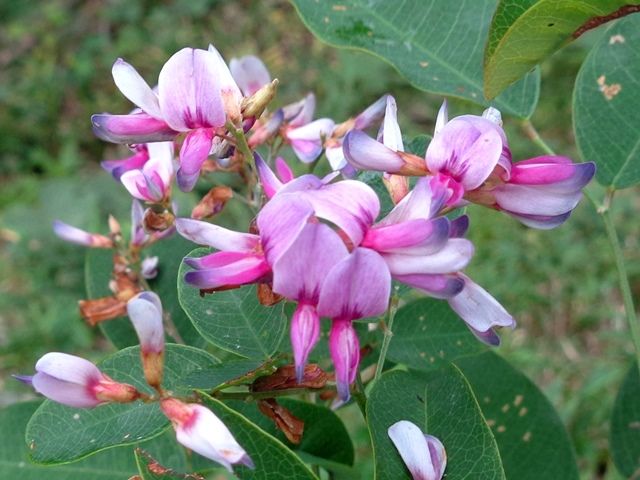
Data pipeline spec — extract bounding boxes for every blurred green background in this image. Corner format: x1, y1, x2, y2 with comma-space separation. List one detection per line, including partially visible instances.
0, 1, 638, 478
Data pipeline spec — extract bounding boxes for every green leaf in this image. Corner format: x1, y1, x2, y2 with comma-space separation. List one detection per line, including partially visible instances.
227, 399, 354, 466
86, 234, 206, 349
178, 248, 287, 359
185, 358, 267, 389
573, 14, 640, 189
610, 362, 640, 477
198, 393, 318, 479
367, 367, 505, 480
0, 401, 138, 479
291, 0, 540, 118
134, 447, 206, 480
26, 344, 218, 464
484, 1, 638, 99
386, 299, 487, 370
456, 352, 579, 480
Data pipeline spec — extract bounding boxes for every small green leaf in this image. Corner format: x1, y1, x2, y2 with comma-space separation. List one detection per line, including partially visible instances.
386, 299, 487, 370
178, 248, 287, 359
456, 352, 579, 480
185, 358, 268, 389
26, 344, 218, 464
367, 367, 505, 480
610, 362, 640, 477
291, 0, 540, 118
228, 399, 354, 466
484, 0, 639, 99
86, 234, 206, 349
199, 393, 319, 479
573, 14, 640, 188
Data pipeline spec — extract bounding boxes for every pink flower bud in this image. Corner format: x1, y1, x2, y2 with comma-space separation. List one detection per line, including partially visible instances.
53, 221, 113, 248
127, 292, 165, 388
30, 352, 139, 408
388, 420, 446, 480
161, 398, 254, 472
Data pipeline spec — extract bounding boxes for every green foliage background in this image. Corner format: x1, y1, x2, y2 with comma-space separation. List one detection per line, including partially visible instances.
0, 1, 638, 478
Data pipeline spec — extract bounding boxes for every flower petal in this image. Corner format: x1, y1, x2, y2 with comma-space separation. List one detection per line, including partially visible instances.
318, 248, 390, 320
377, 177, 450, 225
383, 238, 474, 275
379, 95, 404, 151
505, 211, 573, 230
112, 58, 162, 119
287, 118, 335, 163
388, 420, 446, 480
329, 319, 360, 401
131, 200, 147, 246
52, 220, 112, 248
394, 273, 464, 299
255, 152, 283, 199
127, 291, 164, 353
363, 218, 449, 254
158, 48, 225, 131
101, 147, 149, 180
229, 55, 271, 97
448, 275, 515, 344
434, 99, 448, 136
492, 184, 583, 216
343, 130, 406, 173
275, 157, 294, 183
177, 128, 214, 192
354, 94, 389, 130
290, 303, 321, 382
32, 372, 101, 408
92, 113, 176, 144
175, 217, 259, 251
184, 252, 270, 289
283, 93, 316, 127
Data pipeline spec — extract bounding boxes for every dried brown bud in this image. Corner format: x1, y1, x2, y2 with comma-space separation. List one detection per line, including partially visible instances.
191, 186, 233, 220
79, 297, 127, 326
144, 208, 175, 232
257, 283, 284, 306
251, 364, 328, 392
258, 399, 304, 444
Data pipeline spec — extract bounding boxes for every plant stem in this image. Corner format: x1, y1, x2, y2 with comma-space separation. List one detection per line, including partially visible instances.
213, 387, 321, 401
374, 296, 399, 380
353, 373, 368, 418
524, 119, 640, 372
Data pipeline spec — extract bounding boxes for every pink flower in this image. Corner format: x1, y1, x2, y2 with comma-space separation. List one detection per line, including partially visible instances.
161, 398, 253, 472
25, 352, 139, 408
93, 46, 243, 192
127, 291, 165, 388
52, 220, 113, 248
285, 118, 336, 163
120, 142, 174, 202
229, 55, 271, 97
388, 420, 446, 480
101, 144, 149, 180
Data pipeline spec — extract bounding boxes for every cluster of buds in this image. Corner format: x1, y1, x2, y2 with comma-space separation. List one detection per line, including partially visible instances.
16, 291, 253, 473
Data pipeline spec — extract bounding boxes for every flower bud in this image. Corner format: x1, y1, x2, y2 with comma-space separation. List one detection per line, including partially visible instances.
27, 352, 139, 408
53, 221, 113, 248
241, 79, 279, 118
388, 420, 446, 480
127, 292, 165, 389
160, 398, 254, 472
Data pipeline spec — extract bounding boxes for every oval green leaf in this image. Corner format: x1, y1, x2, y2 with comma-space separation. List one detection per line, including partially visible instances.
610, 362, 640, 477
86, 234, 206, 349
484, 0, 639, 99
291, 0, 540, 118
367, 367, 505, 480
199, 393, 318, 479
573, 13, 640, 188
26, 344, 218, 464
178, 248, 287, 359
385, 299, 487, 370
456, 352, 579, 480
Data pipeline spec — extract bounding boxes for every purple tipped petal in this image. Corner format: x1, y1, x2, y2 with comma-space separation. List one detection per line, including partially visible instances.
505, 211, 573, 230
284, 93, 316, 127
92, 113, 177, 144
383, 238, 474, 275
287, 118, 335, 163
32, 372, 102, 408
101, 147, 149, 180
131, 200, 147, 246
318, 248, 391, 320
177, 128, 214, 192
275, 157, 294, 183
362, 218, 450, 254
121, 170, 162, 202
127, 291, 165, 353
448, 275, 515, 341
449, 215, 469, 238
379, 95, 404, 151
229, 55, 271, 97
354, 94, 389, 130
112, 58, 162, 119
273, 223, 348, 302
426, 116, 503, 190
343, 130, 405, 173
158, 48, 225, 131
329, 319, 360, 401
12, 374, 33, 385
175, 218, 259, 251
184, 253, 270, 289
255, 153, 283, 199
378, 177, 450, 225
290, 303, 321, 382
257, 194, 315, 266
394, 273, 465, 299
53, 220, 112, 248
388, 420, 446, 480
493, 184, 583, 217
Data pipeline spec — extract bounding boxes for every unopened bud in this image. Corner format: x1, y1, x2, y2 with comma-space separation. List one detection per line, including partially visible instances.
127, 292, 165, 389
144, 207, 175, 232
382, 173, 410, 204
241, 79, 279, 118
93, 375, 140, 403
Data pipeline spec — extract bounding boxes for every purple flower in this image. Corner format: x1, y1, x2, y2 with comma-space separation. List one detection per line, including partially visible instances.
53, 220, 113, 248
161, 398, 253, 472
285, 118, 336, 163
24, 352, 139, 408
127, 291, 165, 387
101, 144, 149, 180
120, 141, 174, 202
388, 420, 446, 480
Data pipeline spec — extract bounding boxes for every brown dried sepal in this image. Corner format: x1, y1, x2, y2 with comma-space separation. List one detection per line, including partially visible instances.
258, 399, 304, 444
257, 283, 283, 306
191, 186, 233, 220
198, 284, 242, 297
135, 448, 205, 480
251, 364, 328, 392
144, 207, 175, 232
79, 297, 127, 326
